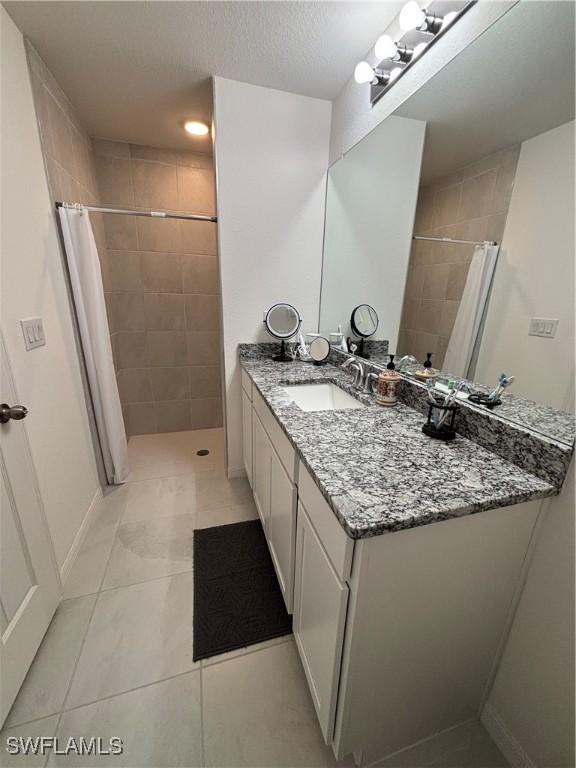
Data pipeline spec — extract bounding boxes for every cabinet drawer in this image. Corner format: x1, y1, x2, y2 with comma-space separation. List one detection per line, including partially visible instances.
253, 389, 297, 483
241, 368, 252, 399
298, 464, 354, 582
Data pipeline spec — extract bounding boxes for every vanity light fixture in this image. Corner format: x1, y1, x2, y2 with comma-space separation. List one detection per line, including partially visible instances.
399, 1, 443, 34
354, 1, 474, 105
354, 62, 391, 86
184, 120, 209, 136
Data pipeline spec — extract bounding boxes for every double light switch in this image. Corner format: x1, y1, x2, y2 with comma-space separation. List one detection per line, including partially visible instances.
20, 317, 46, 350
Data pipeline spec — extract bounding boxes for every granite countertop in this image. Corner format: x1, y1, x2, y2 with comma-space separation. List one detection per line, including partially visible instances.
239, 348, 557, 540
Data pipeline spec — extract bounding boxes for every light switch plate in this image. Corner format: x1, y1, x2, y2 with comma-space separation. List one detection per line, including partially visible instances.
20, 317, 46, 350
528, 317, 559, 338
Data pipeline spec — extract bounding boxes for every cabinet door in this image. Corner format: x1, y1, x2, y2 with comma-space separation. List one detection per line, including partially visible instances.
252, 411, 271, 530
268, 450, 296, 613
293, 502, 349, 744
241, 389, 253, 487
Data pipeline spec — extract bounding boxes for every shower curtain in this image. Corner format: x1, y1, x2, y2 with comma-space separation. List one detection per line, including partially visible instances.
58, 206, 129, 484
443, 243, 500, 379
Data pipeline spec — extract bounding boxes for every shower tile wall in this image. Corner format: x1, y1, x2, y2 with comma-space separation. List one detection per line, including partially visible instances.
397, 145, 520, 367
24, 42, 108, 264
92, 140, 222, 436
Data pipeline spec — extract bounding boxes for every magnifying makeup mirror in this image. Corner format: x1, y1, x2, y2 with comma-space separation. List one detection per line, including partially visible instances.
350, 304, 378, 359
264, 303, 301, 362
309, 336, 330, 365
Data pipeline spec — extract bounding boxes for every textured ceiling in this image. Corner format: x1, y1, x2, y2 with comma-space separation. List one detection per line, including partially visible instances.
395, 1, 575, 183
4, 0, 402, 150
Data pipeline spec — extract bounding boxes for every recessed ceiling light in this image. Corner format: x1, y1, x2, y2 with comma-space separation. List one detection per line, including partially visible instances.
184, 121, 209, 136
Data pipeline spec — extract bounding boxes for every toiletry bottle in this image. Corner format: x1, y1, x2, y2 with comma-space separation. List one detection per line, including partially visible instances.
387, 354, 396, 370
424, 353, 433, 369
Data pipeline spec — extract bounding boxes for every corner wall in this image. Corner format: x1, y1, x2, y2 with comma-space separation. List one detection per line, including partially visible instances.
213, 77, 331, 476
476, 121, 575, 410
1, 8, 100, 571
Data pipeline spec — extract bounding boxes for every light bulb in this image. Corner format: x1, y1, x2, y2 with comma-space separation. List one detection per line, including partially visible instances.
374, 34, 397, 61
399, 1, 425, 32
441, 11, 458, 29
184, 121, 209, 136
413, 42, 427, 58
389, 67, 403, 82
354, 61, 375, 85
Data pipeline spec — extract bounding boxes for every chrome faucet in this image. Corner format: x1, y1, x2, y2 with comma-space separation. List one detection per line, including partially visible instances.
341, 357, 364, 389
364, 372, 379, 394
397, 355, 419, 372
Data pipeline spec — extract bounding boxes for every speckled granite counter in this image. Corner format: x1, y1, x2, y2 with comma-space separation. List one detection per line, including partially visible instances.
239, 345, 558, 540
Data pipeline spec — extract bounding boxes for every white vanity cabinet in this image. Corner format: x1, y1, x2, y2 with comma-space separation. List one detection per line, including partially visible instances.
249, 388, 298, 613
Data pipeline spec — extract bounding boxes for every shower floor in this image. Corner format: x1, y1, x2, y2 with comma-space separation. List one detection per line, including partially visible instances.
126, 427, 226, 480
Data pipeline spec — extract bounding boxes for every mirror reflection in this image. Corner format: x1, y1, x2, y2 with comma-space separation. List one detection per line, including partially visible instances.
318, 0, 575, 443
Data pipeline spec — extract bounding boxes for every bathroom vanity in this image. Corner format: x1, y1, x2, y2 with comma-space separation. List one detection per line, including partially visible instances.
238, 345, 572, 765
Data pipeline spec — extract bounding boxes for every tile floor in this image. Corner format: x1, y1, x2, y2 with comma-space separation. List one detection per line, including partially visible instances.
2, 429, 508, 768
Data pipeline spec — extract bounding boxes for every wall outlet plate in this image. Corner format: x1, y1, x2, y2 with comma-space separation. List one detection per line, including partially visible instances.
20, 317, 46, 350
528, 317, 559, 338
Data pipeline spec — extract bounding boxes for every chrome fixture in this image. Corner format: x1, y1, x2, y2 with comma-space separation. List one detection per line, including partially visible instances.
364, 372, 379, 394
397, 355, 419, 372
341, 357, 364, 389
413, 235, 498, 247
56, 201, 216, 223
354, 1, 475, 105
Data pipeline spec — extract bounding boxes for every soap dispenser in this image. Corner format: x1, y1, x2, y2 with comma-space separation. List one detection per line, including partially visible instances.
377, 355, 402, 407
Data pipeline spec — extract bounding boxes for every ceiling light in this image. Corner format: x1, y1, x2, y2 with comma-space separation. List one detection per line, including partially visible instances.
184, 121, 209, 136
374, 34, 397, 61
354, 61, 376, 84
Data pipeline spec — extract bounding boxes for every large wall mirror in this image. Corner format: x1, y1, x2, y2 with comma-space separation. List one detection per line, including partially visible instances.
319, 0, 575, 443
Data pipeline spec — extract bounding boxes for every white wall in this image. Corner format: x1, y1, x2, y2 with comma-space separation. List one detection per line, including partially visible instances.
483, 466, 575, 767
213, 77, 331, 475
1, 8, 100, 571
319, 115, 425, 349
329, 2, 515, 162
476, 121, 575, 411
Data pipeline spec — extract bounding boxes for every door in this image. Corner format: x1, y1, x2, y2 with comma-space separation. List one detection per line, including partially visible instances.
252, 411, 271, 530
268, 450, 296, 612
293, 502, 349, 744
0, 335, 60, 726
241, 389, 253, 487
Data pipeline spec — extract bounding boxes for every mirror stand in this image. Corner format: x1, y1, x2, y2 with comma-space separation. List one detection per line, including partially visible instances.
273, 339, 292, 362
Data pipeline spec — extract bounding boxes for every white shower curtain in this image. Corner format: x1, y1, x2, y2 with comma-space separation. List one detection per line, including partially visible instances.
443, 243, 500, 379
58, 206, 129, 484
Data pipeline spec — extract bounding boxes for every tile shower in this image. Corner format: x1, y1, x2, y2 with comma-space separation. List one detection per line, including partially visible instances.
26, 42, 222, 438
397, 145, 520, 367
93, 141, 222, 436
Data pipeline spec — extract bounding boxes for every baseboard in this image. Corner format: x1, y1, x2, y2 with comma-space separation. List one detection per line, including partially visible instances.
482, 702, 535, 768
366, 719, 474, 768
59, 486, 103, 586
227, 466, 247, 480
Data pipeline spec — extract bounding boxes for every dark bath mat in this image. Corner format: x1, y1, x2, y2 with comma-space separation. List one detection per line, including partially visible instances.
193, 520, 292, 661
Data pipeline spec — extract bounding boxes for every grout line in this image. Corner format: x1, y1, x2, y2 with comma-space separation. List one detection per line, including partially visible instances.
58, 501, 122, 714
98, 568, 194, 596
199, 662, 205, 768
59, 667, 202, 719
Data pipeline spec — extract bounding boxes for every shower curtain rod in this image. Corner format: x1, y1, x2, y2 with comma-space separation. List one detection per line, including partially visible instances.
413, 235, 497, 246
56, 201, 217, 223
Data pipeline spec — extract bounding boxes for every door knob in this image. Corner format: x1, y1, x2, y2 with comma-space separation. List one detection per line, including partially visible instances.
0, 403, 28, 424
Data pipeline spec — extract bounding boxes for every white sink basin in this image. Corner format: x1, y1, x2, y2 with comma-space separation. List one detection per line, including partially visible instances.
283, 383, 364, 412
